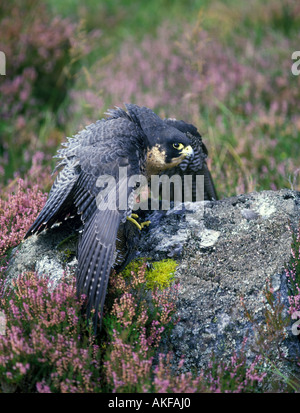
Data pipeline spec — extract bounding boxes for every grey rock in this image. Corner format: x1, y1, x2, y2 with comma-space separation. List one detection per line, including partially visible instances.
138, 189, 300, 375
7, 219, 79, 288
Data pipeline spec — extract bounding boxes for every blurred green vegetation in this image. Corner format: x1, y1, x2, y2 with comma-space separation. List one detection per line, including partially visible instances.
0, 0, 299, 196
49, 0, 211, 38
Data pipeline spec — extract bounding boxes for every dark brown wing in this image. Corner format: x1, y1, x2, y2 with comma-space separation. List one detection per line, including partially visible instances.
25, 115, 145, 331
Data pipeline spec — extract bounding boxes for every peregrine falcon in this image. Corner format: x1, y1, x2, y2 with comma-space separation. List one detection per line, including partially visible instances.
25, 104, 217, 330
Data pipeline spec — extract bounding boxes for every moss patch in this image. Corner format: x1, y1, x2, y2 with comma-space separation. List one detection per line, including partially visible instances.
121, 257, 177, 290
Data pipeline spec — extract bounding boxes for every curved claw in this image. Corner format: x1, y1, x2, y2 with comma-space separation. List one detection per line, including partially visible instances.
126, 214, 151, 231
140, 220, 151, 229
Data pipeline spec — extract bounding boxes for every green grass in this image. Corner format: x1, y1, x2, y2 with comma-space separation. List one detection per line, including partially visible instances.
47, 0, 212, 62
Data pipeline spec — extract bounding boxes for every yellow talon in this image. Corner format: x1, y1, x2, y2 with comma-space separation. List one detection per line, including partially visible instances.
126, 215, 151, 231
140, 220, 151, 229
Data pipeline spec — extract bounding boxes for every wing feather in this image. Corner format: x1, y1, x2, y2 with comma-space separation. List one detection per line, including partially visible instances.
76, 175, 133, 330
76, 207, 121, 330
24, 162, 79, 238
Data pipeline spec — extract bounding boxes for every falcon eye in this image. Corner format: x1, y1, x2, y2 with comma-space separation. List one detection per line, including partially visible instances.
173, 143, 184, 150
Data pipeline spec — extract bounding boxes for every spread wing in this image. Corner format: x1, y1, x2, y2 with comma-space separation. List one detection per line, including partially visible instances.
75, 171, 138, 331
25, 116, 144, 331
24, 160, 80, 237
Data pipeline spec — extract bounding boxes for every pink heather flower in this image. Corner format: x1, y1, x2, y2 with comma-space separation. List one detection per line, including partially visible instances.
36, 380, 52, 393
0, 178, 47, 257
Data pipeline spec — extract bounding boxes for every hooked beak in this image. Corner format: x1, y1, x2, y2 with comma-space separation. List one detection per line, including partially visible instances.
180, 145, 194, 159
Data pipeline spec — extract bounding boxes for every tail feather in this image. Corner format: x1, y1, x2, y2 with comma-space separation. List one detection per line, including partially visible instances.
76, 207, 121, 330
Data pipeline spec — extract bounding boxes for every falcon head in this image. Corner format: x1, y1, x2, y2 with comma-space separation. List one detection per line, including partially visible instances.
146, 127, 194, 175
123, 103, 194, 175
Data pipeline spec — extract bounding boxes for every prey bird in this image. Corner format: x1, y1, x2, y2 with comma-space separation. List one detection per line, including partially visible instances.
25, 104, 217, 330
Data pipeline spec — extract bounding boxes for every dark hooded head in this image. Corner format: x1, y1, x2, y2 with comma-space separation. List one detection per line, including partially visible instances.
125, 104, 194, 176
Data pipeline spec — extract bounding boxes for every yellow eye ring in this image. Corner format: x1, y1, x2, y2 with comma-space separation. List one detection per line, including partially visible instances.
173, 143, 184, 150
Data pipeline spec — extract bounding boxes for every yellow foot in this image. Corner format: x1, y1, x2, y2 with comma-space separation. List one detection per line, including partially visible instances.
127, 214, 151, 231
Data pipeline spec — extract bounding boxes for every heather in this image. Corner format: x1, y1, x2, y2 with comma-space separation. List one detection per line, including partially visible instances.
0, 0, 300, 393
0, 178, 47, 259
0, 0, 99, 182
0, 272, 102, 393
0, 256, 272, 393
1, 0, 299, 193
69, 0, 300, 197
